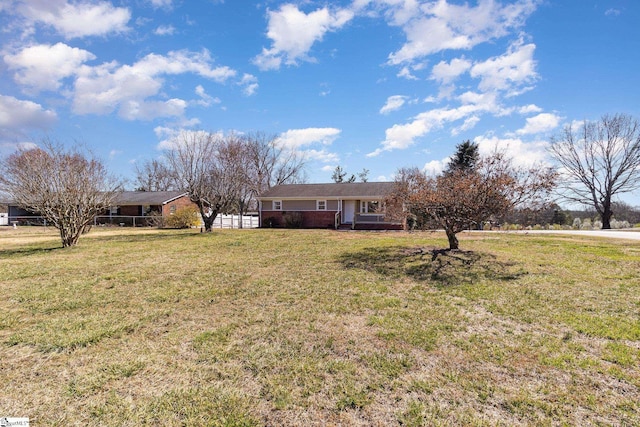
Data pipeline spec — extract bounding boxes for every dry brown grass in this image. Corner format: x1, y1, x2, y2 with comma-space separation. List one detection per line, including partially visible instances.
0, 227, 638, 426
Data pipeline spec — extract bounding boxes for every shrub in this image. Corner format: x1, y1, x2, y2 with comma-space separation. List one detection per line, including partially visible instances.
263, 216, 277, 228
165, 206, 201, 229
146, 211, 164, 228
283, 211, 304, 228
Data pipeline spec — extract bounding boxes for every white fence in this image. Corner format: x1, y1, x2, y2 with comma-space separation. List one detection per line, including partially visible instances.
210, 214, 259, 229
5, 213, 260, 229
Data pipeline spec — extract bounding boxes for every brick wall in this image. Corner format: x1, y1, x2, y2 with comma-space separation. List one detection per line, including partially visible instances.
119, 205, 141, 216
162, 196, 198, 216
262, 210, 337, 229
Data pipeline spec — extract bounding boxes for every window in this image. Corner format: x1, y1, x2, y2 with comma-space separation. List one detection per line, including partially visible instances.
317, 200, 327, 211
360, 200, 380, 213
169, 204, 176, 214
273, 200, 282, 210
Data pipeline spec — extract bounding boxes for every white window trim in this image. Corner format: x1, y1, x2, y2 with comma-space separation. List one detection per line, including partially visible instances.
360, 200, 382, 214
316, 200, 327, 211
272, 200, 282, 210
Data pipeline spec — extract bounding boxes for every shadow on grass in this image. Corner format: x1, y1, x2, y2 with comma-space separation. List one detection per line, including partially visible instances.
0, 246, 62, 258
338, 246, 526, 286
0, 229, 200, 258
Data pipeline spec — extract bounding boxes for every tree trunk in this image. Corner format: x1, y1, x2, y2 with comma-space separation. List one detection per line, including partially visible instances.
601, 207, 613, 229
202, 212, 217, 232
445, 228, 459, 250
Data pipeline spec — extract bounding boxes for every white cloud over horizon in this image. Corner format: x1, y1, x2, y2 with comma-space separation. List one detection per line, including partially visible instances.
0, 94, 57, 140
516, 112, 561, 135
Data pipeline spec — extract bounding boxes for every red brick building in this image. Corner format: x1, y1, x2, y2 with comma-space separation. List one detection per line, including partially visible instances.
258, 182, 403, 230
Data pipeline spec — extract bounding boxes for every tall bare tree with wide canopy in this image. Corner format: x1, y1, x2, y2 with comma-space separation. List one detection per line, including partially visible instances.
0, 140, 122, 247
161, 130, 306, 231
133, 158, 176, 192
242, 132, 306, 197
549, 113, 640, 229
163, 131, 237, 232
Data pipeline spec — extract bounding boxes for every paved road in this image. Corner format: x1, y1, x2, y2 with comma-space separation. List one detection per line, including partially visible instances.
500, 229, 640, 241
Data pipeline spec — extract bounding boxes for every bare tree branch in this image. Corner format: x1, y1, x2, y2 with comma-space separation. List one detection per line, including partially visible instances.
0, 139, 122, 247
549, 113, 640, 228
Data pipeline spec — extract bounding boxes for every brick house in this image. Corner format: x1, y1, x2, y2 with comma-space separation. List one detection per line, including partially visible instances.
258, 182, 403, 230
108, 191, 194, 217
6, 191, 196, 225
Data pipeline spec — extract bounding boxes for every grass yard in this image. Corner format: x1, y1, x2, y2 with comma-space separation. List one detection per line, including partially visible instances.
0, 227, 639, 426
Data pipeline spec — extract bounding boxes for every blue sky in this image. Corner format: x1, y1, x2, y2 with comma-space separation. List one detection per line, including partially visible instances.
1, 0, 639, 205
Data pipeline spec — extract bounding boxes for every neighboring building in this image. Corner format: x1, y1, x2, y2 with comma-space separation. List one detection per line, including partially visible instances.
108, 191, 193, 218
258, 182, 403, 230
6, 191, 195, 226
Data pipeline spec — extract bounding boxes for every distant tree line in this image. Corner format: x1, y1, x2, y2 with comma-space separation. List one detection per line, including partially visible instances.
2, 112, 639, 248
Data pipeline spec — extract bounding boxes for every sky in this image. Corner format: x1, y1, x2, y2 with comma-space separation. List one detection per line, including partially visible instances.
1, 0, 639, 205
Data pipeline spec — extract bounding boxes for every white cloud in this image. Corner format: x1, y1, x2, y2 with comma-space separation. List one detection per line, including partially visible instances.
239, 74, 258, 96
368, 97, 499, 157
518, 104, 542, 114
253, 4, 354, 70
516, 112, 561, 135
119, 98, 188, 121
470, 39, 537, 94
605, 8, 620, 17
155, 128, 222, 151
397, 67, 417, 80
474, 134, 549, 166
16, 0, 131, 39
72, 49, 236, 120
430, 57, 471, 84
4, 43, 96, 92
423, 159, 447, 176
387, 0, 538, 64
451, 115, 480, 136
0, 95, 57, 139
303, 149, 340, 163
154, 25, 176, 36
0, 141, 39, 156
194, 85, 220, 107
277, 127, 341, 149
380, 95, 408, 114
149, 0, 173, 8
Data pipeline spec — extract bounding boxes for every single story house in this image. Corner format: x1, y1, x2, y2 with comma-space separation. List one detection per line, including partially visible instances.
258, 182, 403, 230
6, 191, 195, 225
108, 191, 193, 217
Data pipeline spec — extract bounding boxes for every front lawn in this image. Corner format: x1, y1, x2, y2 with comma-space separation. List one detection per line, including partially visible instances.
0, 227, 638, 425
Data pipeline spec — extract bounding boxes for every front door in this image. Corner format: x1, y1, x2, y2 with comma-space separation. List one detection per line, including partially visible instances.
342, 200, 355, 223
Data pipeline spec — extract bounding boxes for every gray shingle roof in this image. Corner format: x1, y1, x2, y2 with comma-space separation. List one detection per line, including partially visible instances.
113, 191, 188, 205
259, 182, 395, 199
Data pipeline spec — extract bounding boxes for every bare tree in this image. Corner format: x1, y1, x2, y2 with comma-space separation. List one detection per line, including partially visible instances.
0, 140, 122, 247
243, 132, 306, 196
549, 113, 640, 229
358, 168, 370, 182
389, 152, 556, 250
134, 159, 176, 192
218, 133, 253, 227
163, 131, 238, 232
